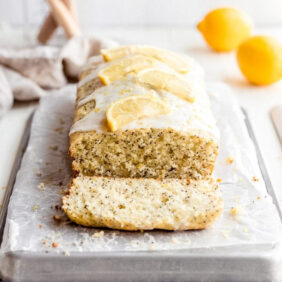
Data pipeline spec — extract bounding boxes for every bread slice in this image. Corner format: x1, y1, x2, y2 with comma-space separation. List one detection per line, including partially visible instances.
62, 176, 223, 231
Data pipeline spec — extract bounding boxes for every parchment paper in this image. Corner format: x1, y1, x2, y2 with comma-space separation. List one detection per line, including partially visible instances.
1, 82, 281, 254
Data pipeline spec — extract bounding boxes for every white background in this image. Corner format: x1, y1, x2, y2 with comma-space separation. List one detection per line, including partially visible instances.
1, 0, 282, 28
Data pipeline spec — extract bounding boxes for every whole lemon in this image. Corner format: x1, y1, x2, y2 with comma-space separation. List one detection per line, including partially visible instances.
237, 36, 282, 85
197, 7, 253, 52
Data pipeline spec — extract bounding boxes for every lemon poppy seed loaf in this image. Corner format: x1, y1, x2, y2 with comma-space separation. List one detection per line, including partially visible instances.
65, 46, 222, 231
69, 46, 219, 180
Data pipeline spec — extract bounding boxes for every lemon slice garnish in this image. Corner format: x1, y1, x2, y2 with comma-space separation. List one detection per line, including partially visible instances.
138, 68, 195, 103
101, 45, 190, 74
98, 54, 159, 85
106, 94, 170, 131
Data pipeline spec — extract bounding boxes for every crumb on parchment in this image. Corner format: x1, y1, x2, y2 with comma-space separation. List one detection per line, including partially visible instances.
226, 156, 234, 164
53, 215, 62, 223
171, 238, 180, 244
38, 182, 45, 191
52, 242, 59, 248
92, 231, 104, 238
55, 127, 63, 134
230, 205, 243, 219
39, 224, 43, 229
60, 189, 67, 195
216, 178, 222, 183
252, 176, 259, 182
230, 207, 240, 215
33, 205, 39, 211
49, 145, 58, 151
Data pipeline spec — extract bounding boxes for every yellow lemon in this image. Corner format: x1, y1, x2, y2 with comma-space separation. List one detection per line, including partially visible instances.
101, 45, 190, 74
137, 68, 195, 103
106, 94, 170, 131
237, 36, 282, 85
197, 7, 253, 52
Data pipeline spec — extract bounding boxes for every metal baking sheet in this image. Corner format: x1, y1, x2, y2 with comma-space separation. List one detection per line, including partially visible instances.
0, 83, 282, 282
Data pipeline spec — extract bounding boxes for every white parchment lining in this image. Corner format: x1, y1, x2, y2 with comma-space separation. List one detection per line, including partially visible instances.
1, 82, 281, 254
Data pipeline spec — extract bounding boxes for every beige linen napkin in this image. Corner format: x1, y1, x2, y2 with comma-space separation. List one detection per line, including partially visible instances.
0, 36, 117, 116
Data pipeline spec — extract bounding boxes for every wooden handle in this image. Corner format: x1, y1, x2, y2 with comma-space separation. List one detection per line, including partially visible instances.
62, 0, 79, 23
37, 0, 79, 44
37, 12, 58, 44
47, 0, 80, 38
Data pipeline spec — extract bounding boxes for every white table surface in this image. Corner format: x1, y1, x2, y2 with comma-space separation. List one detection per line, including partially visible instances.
0, 26, 281, 210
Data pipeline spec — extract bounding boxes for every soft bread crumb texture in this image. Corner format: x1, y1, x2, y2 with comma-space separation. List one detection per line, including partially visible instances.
62, 176, 223, 231
70, 129, 218, 179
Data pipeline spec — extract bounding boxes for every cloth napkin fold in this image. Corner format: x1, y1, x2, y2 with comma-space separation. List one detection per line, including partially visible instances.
0, 36, 117, 116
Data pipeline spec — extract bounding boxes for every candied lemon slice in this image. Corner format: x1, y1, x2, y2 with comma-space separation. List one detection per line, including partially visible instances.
101, 45, 190, 74
106, 94, 170, 131
99, 54, 159, 85
138, 68, 195, 103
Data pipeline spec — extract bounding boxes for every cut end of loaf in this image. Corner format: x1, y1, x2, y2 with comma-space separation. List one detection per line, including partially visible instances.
62, 176, 223, 231
70, 129, 218, 180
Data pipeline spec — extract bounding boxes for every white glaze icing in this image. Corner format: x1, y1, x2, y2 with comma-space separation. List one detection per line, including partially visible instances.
70, 55, 219, 140
77, 62, 107, 88
81, 55, 104, 71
